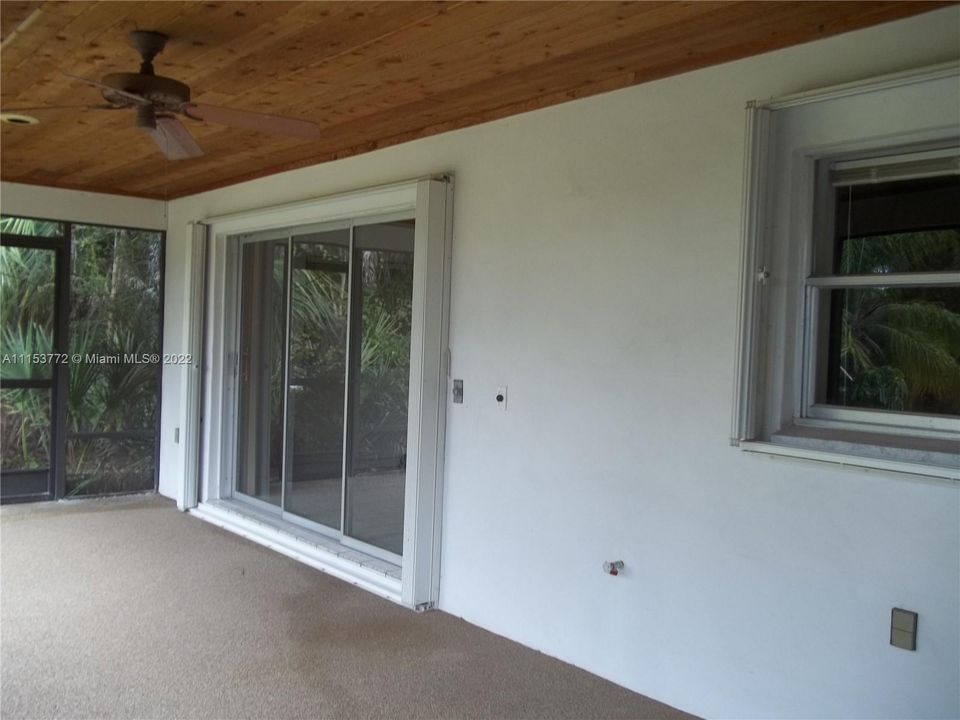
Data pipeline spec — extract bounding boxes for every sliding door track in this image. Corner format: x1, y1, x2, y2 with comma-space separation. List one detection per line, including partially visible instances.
191, 499, 402, 603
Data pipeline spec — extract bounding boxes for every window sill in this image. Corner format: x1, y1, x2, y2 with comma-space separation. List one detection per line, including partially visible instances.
739, 427, 959, 482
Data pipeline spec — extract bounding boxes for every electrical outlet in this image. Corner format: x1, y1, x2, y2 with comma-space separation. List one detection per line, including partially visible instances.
890, 608, 918, 651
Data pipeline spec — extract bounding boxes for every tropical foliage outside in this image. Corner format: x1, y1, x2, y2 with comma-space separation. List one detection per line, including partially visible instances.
286, 241, 414, 478
351, 246, 414, 473
237, 231, 414, 509
0, 216, 162, 496
827, 229, 960, 415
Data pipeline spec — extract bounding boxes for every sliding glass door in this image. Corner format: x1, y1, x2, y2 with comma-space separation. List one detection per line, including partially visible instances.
235, 218, 415, 560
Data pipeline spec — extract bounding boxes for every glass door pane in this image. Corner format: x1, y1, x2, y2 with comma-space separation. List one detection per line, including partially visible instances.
284, 230, 350, 530
344, 220, 415, 556
0, 244, 58, 500
236, 240, 288, 507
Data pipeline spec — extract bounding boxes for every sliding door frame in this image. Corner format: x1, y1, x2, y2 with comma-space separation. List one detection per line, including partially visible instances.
194, 177, 453, 609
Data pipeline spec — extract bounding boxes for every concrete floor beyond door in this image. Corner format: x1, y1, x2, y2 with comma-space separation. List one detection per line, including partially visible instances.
0, 495, 693, 720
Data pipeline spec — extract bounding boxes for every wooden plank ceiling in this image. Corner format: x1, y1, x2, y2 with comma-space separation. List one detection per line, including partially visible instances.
0, 1, 945, 199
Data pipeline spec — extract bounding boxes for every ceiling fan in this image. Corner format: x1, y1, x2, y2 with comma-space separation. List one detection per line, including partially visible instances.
2, 30, 321, 160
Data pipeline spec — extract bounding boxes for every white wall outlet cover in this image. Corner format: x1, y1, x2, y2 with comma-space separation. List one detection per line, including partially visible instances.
496, 385, 507, 410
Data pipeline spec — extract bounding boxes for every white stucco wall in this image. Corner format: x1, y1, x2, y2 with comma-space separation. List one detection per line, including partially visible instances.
8, 8, 959, 718
0, 182, 166, 230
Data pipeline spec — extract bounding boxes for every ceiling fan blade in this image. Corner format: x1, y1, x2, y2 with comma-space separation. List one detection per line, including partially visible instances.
61, 72, 150, 106
0, 104, 121, 112
149, 116, 204, 161
183, 103, 320, 140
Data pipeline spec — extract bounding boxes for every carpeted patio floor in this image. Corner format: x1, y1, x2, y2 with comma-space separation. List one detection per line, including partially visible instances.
0, 494, 693, 720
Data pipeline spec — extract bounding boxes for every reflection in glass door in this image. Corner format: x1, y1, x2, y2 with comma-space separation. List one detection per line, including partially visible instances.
235, 219, 415, 559
344, 223, 415, 556
236, 240, 288, 507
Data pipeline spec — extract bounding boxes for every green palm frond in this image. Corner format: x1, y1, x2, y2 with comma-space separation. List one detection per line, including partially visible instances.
871, 301, 960, 401
839, 291, 960, 413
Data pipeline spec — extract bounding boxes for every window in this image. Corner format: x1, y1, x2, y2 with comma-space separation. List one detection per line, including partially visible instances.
733, 65, 960, 480
806, 153, 959, 425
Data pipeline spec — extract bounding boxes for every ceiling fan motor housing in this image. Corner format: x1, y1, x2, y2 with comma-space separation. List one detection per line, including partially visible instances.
100, 73, 191, 111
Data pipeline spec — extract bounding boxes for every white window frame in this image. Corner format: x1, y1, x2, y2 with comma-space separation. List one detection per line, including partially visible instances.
732, 62, 960, 482
182, 177, 454, 609
801, 149, 960, 435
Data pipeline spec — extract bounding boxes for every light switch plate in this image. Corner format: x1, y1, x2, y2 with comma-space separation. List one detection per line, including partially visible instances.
890, 608, 918, 651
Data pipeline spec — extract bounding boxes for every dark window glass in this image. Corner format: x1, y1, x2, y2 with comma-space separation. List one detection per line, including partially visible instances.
832, 176, 960, 274
820, 171, 960, 416
823, 285, 960, 415
236, 240, 291, 508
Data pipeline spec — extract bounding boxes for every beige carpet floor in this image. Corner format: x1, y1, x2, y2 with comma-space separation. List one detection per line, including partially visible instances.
1, 495, 694, 720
